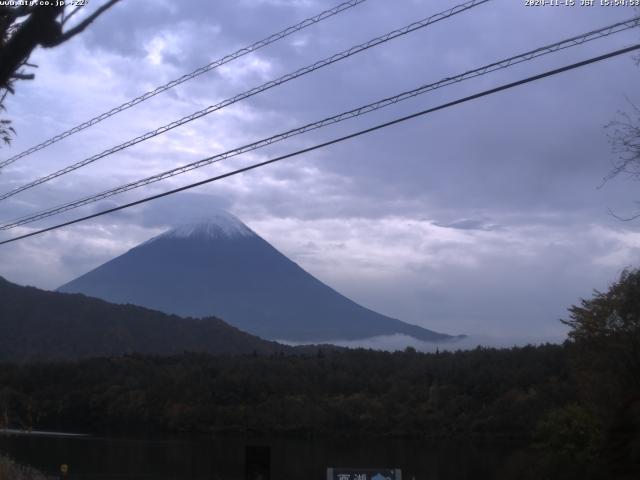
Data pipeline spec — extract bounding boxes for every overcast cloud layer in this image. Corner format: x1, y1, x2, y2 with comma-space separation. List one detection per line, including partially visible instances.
1, 0, 639, 341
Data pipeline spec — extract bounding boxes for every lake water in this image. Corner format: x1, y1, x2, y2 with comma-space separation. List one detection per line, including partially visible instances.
0, 431, 528, 480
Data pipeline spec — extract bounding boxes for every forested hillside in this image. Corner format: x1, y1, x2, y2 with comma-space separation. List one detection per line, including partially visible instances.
0, 345, 571, 437
0, 277, 290, 360
1, 270, 639, 478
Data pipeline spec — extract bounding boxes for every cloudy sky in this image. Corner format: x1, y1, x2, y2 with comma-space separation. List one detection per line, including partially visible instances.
1, 0, 639, 342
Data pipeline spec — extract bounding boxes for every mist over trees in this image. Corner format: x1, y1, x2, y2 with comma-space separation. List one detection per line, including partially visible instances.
2, 270, 639, 478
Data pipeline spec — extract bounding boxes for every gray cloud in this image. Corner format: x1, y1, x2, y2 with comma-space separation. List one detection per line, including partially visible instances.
0, 0, 639, 340
435, 218, 501, 231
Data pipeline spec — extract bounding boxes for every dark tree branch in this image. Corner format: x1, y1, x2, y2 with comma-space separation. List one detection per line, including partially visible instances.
0, 1, 121, 87
603, 98, 640, 188
61, 6, 82, 27
50, 0, 122, 46
0, 5, 64, 88
10, 72, 34, 80
0, 5, 38, 19
0, 1, 121, 147
607, 207, 640, 222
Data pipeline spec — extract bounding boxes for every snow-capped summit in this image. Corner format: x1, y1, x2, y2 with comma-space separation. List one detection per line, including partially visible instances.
58, 210, 459, 343
159, 211, 254, 241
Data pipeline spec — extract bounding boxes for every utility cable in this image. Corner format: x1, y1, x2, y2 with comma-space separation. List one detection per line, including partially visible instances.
2, 16, 638, 230
0, 0, 370, 170
0, 0, 489, 201
1, 43, 638, 246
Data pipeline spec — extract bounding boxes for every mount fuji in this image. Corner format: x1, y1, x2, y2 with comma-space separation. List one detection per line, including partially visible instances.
58, 211, 458, 343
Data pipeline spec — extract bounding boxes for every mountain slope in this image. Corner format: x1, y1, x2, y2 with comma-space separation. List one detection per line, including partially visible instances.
0, 276, 289, 361
58, 212, 458, 343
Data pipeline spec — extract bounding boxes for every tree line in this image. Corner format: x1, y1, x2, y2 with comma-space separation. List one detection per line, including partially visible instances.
1, 269, 639, 478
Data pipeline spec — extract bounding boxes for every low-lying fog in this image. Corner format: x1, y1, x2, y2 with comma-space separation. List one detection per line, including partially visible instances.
281, 334, 565, 352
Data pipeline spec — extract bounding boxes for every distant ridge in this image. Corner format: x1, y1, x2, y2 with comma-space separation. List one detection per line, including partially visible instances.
59, 211, 461, 343
0, 276, 290, 362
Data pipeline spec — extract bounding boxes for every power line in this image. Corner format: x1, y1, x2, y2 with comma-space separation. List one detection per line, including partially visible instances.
0, 0, 370, 170
2, 43, 638, 246
3, 16, 638, 231
0, 0, 490, 202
